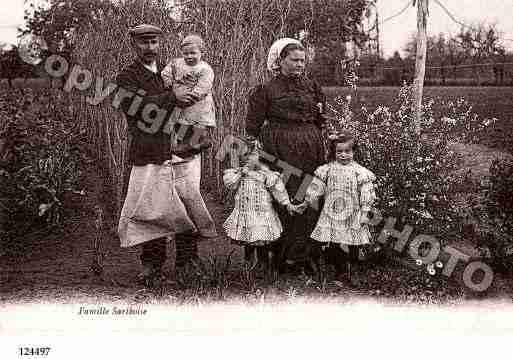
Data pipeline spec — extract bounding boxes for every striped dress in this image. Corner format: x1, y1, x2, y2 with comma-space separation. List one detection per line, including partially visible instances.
305, 161, 377, 245
223, 167, 290, 245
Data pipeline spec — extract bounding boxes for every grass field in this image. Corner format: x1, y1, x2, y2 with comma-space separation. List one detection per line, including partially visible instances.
324, 86, 513, 153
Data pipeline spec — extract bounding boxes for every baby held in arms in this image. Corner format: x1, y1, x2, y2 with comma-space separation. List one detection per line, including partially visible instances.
162, 34, 216, 158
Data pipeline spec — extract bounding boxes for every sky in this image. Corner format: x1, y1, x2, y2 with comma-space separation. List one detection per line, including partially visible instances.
1, 0, 513, 57
377, 0, 513, 57
0, 0, 25, 48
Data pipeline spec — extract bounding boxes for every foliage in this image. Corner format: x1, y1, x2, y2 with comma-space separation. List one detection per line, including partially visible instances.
0, 87, 89, 239
422, 97, 497, 145
403, 22, 505, 64
0, 46, 36, 79
473, 158, 513, 273
283, 0, 370, 84
380, 51, 412, 86
399, 23, 509, 86
286, 0, 369, 44
404, 33, 466, 69
21, 0, 115, 58
180, 0, 369, 47
457, 23, 504, 62
176, 251, 235, 299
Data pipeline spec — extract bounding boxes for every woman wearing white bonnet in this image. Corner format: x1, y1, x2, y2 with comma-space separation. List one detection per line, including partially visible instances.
245, 37, 327, 274
266, 37, 303, 75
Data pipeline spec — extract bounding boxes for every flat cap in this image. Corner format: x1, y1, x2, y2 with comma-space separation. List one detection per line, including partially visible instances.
128, 24, 163, 38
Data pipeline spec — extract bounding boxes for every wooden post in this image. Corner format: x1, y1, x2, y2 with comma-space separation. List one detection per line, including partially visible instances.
413, 0, 429, 135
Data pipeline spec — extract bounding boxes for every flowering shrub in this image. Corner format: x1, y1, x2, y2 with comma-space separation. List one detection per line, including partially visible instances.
422, 97, 497, 145
416, 258, 444, 276
0, 87, 89, 239
327, 85, 465, 238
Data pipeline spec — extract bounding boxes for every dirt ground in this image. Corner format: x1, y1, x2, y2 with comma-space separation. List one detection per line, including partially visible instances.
0, 183, 245, 303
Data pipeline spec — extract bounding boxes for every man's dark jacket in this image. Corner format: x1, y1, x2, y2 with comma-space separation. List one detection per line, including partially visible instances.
116, 61, 177, 166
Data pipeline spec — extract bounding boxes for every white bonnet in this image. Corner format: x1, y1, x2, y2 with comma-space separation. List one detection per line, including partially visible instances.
266, 37, 303, 74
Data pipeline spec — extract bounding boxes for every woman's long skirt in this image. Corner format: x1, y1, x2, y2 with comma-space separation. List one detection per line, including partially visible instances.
259, 122, 325, 269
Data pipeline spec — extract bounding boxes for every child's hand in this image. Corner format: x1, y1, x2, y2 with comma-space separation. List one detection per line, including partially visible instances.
286, 203, 299, 216
295, 202, 308, 214
286, 203, 307, 216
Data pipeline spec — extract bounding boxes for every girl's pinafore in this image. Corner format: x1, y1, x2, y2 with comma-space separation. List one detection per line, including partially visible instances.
223, 167, 290, 245
306, 161, 376, 245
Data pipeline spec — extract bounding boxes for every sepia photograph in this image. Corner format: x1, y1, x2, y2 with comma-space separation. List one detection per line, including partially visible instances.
1, 0, 513, 356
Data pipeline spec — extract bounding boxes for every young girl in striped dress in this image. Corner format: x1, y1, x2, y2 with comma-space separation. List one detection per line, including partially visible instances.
301, 131, 377, 286
223, 143, 300, 272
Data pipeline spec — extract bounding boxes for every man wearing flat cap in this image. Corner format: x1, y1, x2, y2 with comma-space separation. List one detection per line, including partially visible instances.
116, 24, 216, 288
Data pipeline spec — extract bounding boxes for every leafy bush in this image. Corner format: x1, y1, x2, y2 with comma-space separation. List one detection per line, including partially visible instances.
0, 87, 89, 239
473, 158, 513, 273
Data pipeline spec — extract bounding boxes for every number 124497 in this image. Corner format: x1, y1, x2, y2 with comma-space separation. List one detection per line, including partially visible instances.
19, 347, 51, 356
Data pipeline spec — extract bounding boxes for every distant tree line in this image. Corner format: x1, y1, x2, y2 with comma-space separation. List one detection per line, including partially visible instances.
3, 1, 511, 87
358, 23, 513, 86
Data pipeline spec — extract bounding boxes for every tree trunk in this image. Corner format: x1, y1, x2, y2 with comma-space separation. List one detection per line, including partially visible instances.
413, 0, 428, 135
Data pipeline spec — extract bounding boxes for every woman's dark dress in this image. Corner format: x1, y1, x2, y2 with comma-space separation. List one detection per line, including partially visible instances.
246, 73, 326, 268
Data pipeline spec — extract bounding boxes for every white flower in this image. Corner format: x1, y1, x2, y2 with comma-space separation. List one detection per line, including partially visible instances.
420, 210, 433, 219
38, 203, 52, 217
441, 117, 456, 125
416, 259, 423, 266
428, 268, 436, 276
436, 261, 443, 268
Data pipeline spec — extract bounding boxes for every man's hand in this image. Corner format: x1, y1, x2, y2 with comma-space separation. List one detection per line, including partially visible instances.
175, 92, 200, 107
